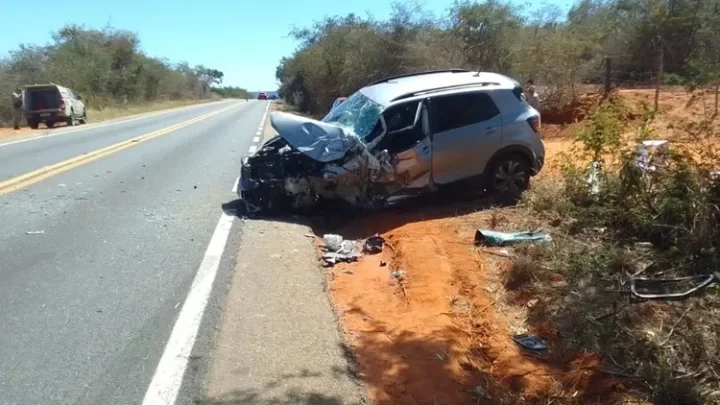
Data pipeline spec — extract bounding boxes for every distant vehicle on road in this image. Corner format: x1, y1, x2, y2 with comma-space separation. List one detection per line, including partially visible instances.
23, 84, 87, 129
258, 92, 268, 100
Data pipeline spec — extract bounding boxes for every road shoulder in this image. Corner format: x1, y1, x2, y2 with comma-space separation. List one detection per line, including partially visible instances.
204, 103, 365, 405
202, 218, 366, 405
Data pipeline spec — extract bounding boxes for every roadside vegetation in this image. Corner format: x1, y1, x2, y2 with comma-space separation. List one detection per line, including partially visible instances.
516, 100, 720, 404
276, 0, 720, 119
0, 24, 250, 127
276, 1, 720, 404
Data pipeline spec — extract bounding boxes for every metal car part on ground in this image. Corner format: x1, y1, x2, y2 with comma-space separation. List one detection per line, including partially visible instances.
237, 70, 545, 214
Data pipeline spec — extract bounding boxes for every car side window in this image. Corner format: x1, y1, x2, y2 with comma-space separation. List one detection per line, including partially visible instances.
375, 100, 425, 153
385, 101, 420, 133
431, 92, 500, 133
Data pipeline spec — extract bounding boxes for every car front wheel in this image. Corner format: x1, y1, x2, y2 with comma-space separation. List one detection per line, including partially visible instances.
487, 155, 530, 203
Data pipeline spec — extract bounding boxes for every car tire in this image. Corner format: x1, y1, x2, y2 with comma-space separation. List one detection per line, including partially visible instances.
46, 121, 56, 129
67, 111, 76, 126
28, 120, 39, 129
80, 111, 87, 124
486, 154, 531, 204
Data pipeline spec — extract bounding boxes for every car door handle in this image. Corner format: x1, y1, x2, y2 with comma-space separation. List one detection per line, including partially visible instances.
484, 127, 497, 134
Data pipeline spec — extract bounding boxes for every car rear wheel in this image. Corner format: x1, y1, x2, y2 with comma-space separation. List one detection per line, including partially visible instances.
487, 154, 530, 203
67, 110, 76, 126
46, 121, 56, 129
80, 111, 87, 124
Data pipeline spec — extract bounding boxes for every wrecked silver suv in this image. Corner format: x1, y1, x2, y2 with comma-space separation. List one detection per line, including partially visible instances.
238, 69, 545, 213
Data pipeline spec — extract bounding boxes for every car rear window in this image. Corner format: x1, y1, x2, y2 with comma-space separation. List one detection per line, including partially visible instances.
27, 88, 60, 110
431, 92, 500, 133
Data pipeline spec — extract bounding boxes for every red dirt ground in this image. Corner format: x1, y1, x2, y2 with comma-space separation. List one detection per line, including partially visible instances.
320, 88, 713, 405
324, 209, 628, 405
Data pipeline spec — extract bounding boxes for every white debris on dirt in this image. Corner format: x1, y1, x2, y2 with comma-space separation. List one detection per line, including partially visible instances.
322, 234, 361, 266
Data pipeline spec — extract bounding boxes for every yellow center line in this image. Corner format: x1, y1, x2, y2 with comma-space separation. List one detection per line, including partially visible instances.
0, 103, 239, 196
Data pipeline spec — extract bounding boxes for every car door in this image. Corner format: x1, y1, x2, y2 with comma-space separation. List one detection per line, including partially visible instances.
429, 91, 503, 185
372, 100, 432, 189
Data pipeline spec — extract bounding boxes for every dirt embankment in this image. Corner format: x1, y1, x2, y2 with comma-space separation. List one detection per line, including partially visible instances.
320, 205, 627, 405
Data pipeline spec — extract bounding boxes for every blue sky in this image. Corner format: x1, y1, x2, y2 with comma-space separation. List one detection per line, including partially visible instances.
0, 0, 573, 91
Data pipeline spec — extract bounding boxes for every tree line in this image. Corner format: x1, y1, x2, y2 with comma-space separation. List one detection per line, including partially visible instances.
0, 24, 250, 125
276, 0, 720, 117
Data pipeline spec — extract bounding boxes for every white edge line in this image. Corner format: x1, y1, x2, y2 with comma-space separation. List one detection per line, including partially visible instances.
231, 176, 239, 193
141, 212, 235, 405
252, 136, 260, 143
248, 145, 258, 154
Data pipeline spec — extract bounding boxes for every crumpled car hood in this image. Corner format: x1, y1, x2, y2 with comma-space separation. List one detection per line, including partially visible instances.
270, 111, 362, 163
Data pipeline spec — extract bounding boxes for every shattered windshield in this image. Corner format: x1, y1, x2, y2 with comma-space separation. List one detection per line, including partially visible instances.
322, 91, 383, 141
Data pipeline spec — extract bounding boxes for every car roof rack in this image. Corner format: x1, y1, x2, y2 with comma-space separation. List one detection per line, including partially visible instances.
369, 69, 470, 86
390, 82, 499, 102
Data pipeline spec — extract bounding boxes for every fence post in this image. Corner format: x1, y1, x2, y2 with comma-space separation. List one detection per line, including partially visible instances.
654, 45, 664, 111
604, 56, 612, 97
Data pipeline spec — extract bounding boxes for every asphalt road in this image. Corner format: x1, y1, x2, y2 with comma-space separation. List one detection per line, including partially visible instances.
0, 100, 266, 405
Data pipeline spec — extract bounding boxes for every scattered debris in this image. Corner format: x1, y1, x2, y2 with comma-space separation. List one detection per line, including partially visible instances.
322, 234, 361, 265
380, 260, 387, 267
512, 334, 548, 351
26, 230, 45, 235
635, 140, 669, 172
631, 272, 720, 299
474, 229, 552, 246
363, 235, 385, 254
323, 234, 345, 251
391, 270, 406, 279
634, 241, 653, 249
586, 161, 602, 194
270, 253, 282, 259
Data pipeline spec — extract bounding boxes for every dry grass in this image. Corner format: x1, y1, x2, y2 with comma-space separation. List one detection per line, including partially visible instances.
514, 173, 720, 405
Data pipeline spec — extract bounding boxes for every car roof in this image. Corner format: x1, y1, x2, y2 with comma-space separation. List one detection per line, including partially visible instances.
360, 70, 520, 106
23, 83, 65, 90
